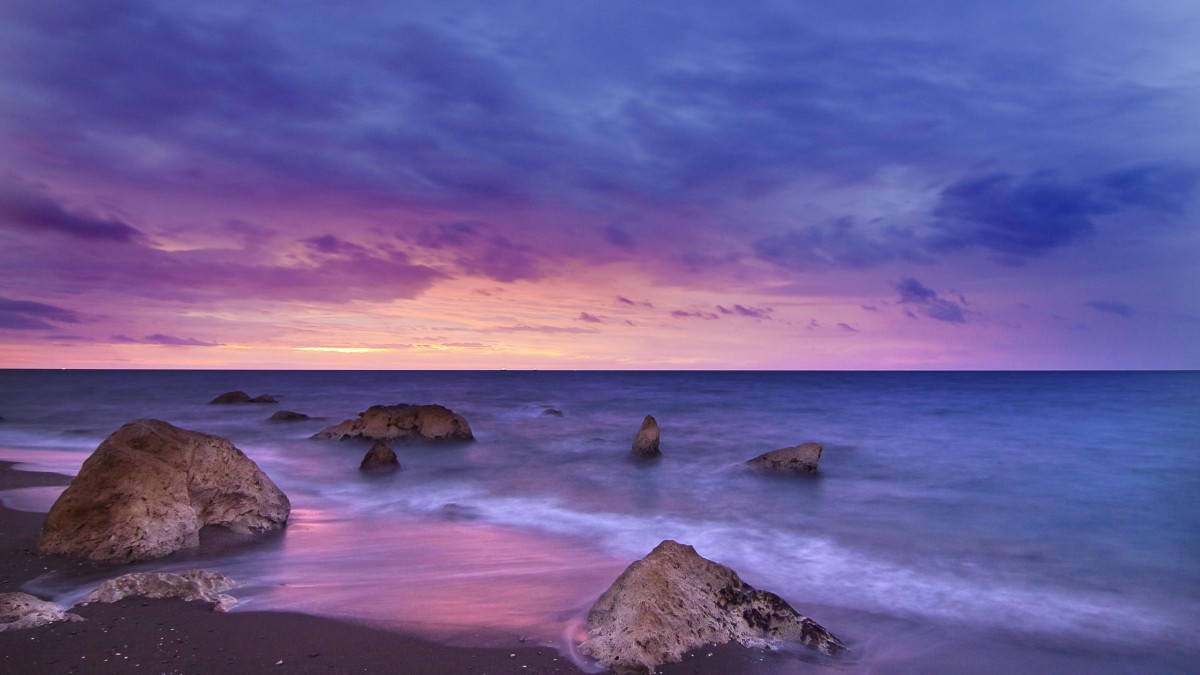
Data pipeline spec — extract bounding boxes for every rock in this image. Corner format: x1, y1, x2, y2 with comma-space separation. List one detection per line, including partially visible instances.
631, 415, 661, 458
360, 441, 400, 471
83, 570, 238, 612
0, 593, 82, 632
210, 391, 276, 404
38, 419, 291, 562
582, 540, 844, 674
270, 410, 309, 421
747, 443, 824, 475
312, 403, 474, 443
542, 408, 564, 417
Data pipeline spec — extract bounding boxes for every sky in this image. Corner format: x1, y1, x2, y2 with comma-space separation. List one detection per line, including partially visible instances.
1, 0, 1198, 370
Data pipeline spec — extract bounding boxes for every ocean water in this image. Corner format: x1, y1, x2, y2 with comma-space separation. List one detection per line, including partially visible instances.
0, 370, 1197, 673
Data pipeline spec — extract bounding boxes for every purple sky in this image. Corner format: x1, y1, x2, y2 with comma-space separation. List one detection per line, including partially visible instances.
1, 1, 1198, 369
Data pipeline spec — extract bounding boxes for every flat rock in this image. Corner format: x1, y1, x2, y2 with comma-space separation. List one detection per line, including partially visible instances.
582, 540, 844, 674
0, 593, 82, 632
312, 403, 474, 442
38, 419, 291, 562
747, 443, 824, 474
360, 441, 400, 471
270, 410, 309, 421
210, 391, 276, 404
631, 415, 661, 458
83, 570, 238, 612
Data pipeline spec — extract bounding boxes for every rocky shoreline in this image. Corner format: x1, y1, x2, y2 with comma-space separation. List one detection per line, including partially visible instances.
0, 460, 813, 674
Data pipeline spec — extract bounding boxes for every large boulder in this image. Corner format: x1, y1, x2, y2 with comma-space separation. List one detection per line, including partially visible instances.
312, 404, 474, 442
360, 441, 400, 471
747, 443, 824, 475
582, 540, 844, 674
0, 593, 81, 632
631, 415, 661, 458
82, 570, 238, 612
38, 419, 290, 562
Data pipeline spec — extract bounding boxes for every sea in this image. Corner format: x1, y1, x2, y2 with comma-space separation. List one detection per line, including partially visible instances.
0, 370, 1196, 673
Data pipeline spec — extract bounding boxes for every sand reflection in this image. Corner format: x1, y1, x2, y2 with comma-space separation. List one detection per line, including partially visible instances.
225, 507, 627, 646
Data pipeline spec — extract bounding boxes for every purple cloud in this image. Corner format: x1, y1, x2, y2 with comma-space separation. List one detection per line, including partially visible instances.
0, 296, 81, 330
0, 185, 140, 243
893, 277, 967, 324
111, 333, 220, 346
671, 309, 720, 320
578, 312, 604, 323
1087, 300, 1135, 317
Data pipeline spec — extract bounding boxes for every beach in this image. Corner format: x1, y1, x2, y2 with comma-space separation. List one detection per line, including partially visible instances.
1, 369, 1198, 673
0, 461, 804, 674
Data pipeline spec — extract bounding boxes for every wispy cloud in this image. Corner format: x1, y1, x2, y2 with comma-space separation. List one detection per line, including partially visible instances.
893, 277, 967, 324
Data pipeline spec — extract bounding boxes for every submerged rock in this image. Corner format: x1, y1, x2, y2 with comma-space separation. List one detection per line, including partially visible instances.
0, 593, 82, 632
747, 443, 824, 475
38, 419, 291, 562
312, 403, 474, 442
270, 410, 309, 421
83, 570, 238, 612
209, 391, 276, 404
631, 415, 661, 458
542, 408, 564, 417
360, 441, 400, 471
582, 540, 844, 674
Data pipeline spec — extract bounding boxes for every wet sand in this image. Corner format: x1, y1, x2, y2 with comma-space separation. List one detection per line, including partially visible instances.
0, 461, 793, 674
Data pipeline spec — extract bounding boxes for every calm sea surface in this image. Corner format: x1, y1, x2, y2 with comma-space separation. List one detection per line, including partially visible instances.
1, 370, 1197, 673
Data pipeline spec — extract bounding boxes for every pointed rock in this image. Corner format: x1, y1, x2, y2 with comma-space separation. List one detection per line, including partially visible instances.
582, 540, 844, 674
360, 441, 400, 471
631, 415, 661, 458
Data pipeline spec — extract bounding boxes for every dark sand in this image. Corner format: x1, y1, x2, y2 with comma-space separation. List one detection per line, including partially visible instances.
0, 461, 799, 674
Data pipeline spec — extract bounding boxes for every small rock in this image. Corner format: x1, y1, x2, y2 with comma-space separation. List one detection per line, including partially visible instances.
542, 408, 564, 417
0, 593, 83, 632
747, 443, 824, 475
83, 570, 238, 612
631, 415, 661, 458
360, 441, 400, 471
269, 410, 309, 421
249, 394, 277, 404
209, 391, 252, 404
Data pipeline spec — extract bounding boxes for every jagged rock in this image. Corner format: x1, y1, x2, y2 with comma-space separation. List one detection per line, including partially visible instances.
582, 540, 844, 674
312, 404, 474, 443
631, 415, 661, 458
747, 443, 824, 475
0, 593, 82, 632
360, 441, 400, 471
270, 410, 309, 421
83, 570, 238, 612
38, 419, 291, 562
